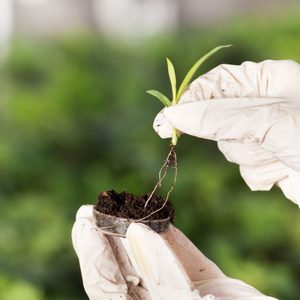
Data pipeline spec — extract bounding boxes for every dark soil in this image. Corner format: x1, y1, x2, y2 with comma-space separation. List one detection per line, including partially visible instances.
95, 190, 174, 222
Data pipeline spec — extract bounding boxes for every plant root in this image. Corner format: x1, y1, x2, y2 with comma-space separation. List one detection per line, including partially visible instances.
138, 145, 178, 223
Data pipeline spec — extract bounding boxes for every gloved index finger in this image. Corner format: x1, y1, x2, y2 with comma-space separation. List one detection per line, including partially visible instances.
163, 97, 292, 142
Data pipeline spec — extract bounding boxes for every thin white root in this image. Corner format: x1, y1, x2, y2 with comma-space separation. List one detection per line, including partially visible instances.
144, 146, 175, 208
137, 148, 178, 223
144, 163, 168, 208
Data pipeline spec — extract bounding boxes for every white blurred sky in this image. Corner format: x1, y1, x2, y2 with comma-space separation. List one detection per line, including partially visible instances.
0, 0, 299, 55
0, 0, 13, 56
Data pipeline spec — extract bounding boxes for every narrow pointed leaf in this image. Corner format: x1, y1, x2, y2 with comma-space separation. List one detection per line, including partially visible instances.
146, 90, 171, 107
177, 44, 232, 101
166, 58, 177, 102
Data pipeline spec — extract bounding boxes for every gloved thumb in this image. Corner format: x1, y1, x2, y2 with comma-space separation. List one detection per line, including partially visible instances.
160, 97, 289, 142
125, 223, 202, 300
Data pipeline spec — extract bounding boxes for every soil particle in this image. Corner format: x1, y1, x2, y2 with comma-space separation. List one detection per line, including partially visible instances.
95, 190, 174, 222
167, 145, 177, 167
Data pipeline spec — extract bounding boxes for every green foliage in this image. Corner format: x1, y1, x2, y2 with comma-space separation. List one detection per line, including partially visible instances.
166, 58, 177, 102
1, 12, 300, 300
147, 45, 231, 145
176, 45, 231, 100
146, 90, 171, 107
147, 44, 231, 107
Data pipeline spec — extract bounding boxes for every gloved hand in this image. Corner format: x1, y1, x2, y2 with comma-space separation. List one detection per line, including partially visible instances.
154, 60, 300, 206
72, 205, 278, 300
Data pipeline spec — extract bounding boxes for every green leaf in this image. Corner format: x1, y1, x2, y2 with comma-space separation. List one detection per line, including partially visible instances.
176, 44, 232, 101
166, 58, 177, 102
146, 90, 171, 107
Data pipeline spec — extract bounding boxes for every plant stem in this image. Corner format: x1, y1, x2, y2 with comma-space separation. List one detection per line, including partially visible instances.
171, 87, 180, 146
171, 128, 179, 146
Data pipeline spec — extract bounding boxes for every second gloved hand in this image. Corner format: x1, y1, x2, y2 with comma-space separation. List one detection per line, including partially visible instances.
72, 205, 278, 300
153, 60, 300, 206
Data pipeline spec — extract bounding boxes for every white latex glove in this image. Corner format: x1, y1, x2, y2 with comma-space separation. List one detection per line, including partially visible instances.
72, 205, 278, 300
154, 60, 300, 206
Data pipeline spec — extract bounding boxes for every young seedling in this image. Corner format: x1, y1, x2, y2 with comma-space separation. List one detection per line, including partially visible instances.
143, 45, 231, 212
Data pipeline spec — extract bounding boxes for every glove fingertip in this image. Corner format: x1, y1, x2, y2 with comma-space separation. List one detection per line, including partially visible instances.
126, 222, 152, 239
75, 205, 95, 220
153, 110, 173, 139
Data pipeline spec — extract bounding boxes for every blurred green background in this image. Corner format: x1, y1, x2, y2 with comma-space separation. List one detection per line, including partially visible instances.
1, 2, 300, 300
